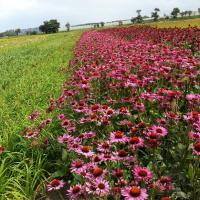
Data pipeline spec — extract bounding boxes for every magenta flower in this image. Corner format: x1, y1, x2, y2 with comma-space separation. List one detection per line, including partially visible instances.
47, 179, 65, 191
150, 125, 168, 137
133, 166, 153, 183
86, 180, 110, 197
129, 136, 144, 150
28, 111, 40, 121
67, 184, 84, 199
121, 186, 148, 200
153, 176, 173, 192
76, 145, 94, 157
193, 142, 200, 156
110, 131, 128, 143
97, 141, 111, 153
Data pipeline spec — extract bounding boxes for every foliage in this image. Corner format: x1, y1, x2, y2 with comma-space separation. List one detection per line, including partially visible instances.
65, 22, 70, 32
22, 26, 200, 199
151, 8, 160, 21
39, 19, 60, 34
171, 8, 180, 18
0, 31, 82, 198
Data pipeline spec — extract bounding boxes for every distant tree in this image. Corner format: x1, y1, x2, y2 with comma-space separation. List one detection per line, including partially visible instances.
131, 17, 136, 24
171, 7, 180, 18
39, 19, 60, 34
151, 8, 160, 21
134, 9, 143, 23
65, 22, 70, 32
15, 28, 21, 36
198, 8, 200, 15
136, 9, 141, 16
180, 12, 185, 18
188, 10, 193, 17
100, 22, 105, 27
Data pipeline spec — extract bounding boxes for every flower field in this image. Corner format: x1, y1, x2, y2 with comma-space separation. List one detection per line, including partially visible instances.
20, 26, 200, 200
0, 24, 200, 200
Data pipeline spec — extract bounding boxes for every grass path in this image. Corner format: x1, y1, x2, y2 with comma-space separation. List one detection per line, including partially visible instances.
0, 31, 81, 199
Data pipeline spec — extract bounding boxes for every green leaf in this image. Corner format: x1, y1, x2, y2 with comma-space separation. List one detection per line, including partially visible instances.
188, 164, 195, 181
51, 169, 66, 178
62, 148, 68, 161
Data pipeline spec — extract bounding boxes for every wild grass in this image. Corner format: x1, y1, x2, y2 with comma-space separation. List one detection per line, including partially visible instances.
0, 31, 81, 199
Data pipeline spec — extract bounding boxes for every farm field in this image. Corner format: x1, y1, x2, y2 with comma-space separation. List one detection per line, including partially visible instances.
0, 20, 200, 200
0, 31, 81, 199
149, 18, 200, 28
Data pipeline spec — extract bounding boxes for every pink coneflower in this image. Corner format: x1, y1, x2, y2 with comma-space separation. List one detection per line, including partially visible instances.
118, 107, 131, 116
76, 145, 94, 157
134, 102, 145, 112
129, 136, 144, 150
97, 141, 111, 153
149, 125, 168, 137
28, 111, 40, 121
86, 166, 106, 180
153, 176, 173, 192
121, 186, 148, 200
193, 142, 200, 156
114, 150, 130, 162
110, 131, 128, 143
47, 179, 65, 191
165, 112, 180, 121
86, 180, 110, 197
70, 159, 85, 174
112, 169, 124, 178
0, 145, 5, 154
81, 131, 96, 139
67, 184, 84, 200
57, 134, 73, 144
188, 131, 200, 141
58, 114, 65, 120
98, 153, 114, 162
133, 166, 153, 183
23, 129, 39, 139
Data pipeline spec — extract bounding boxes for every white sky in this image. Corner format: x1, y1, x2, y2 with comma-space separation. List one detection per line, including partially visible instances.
0, 0, 199, 31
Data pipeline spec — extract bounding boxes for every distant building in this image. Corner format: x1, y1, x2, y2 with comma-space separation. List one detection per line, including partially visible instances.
20, 27, 41, 35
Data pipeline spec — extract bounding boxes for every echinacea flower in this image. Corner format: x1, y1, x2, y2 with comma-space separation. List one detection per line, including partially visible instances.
70, 159, 85, 174
47, 179, 65, 191
110, 131, 128, 143
86, 180, 110, 197
86, 166, 106, 180
153, 176, 173, 192
188, 131, 200, 141
28, 111, 40, 121
133, 166, 153, 183
67, 184, 84, 200
193, 142, 200, 156
149, 125, 168, 137
129, 136, 144, 150
0, 145, 5, 154
57, 134, 73, 144
121, 186, 148, 200
76, 145, 94, 157
97, 141, 111, 153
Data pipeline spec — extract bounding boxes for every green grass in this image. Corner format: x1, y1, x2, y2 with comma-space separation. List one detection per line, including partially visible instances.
0, 31, 81, 199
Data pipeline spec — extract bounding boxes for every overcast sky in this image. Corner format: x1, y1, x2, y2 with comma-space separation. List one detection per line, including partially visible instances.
0, 0, 199, 31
